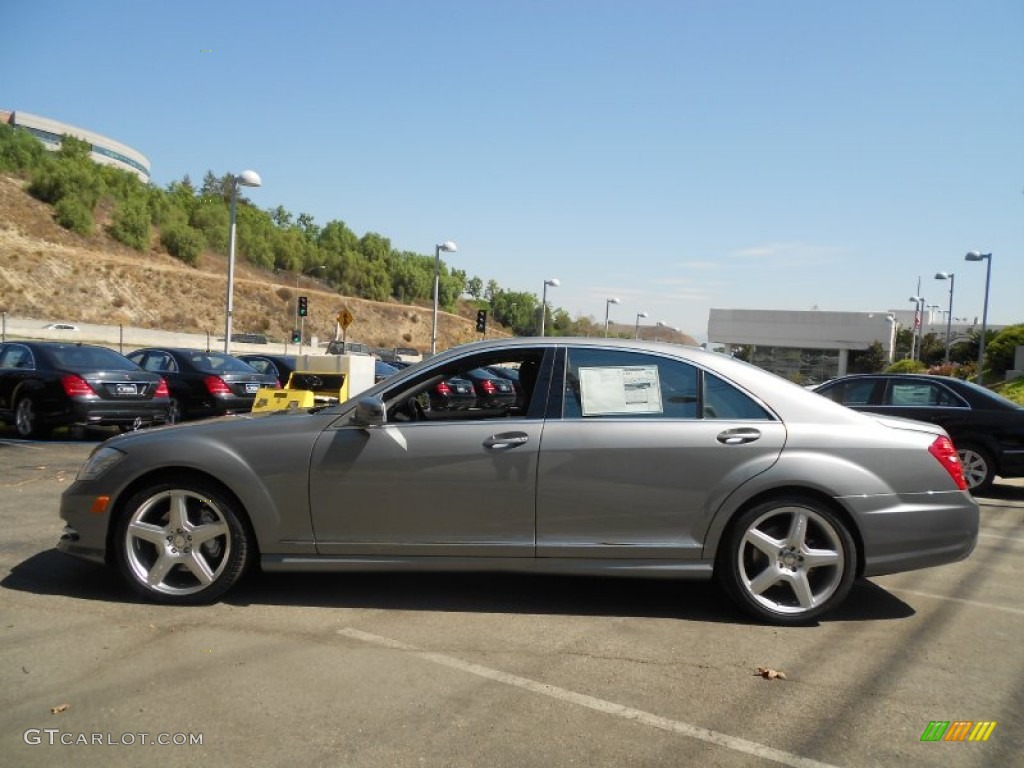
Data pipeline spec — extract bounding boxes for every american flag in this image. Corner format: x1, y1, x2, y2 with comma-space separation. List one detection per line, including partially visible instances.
914, 308, 921, 329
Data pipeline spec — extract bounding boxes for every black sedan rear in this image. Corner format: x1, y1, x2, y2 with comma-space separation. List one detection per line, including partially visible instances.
0, 341, 169, 438
462, 367, 518, 410
127, 347, 278, 424
815, 373, 1024, 493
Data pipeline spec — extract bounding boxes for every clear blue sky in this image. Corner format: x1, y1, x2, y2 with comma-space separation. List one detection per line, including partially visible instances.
4, 1, 1022, 341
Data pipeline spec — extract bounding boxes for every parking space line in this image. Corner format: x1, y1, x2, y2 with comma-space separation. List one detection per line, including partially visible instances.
338, 628, 840, 768
886, 589, 1024, 616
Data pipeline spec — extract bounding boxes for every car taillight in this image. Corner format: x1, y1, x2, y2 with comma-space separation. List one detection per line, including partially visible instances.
155, 379, 169, 397
481, 379, 496, 395
929, 435, 967, 491
435, 381, 451, 395
61, 374, 95, 396
204, 375, 232, 395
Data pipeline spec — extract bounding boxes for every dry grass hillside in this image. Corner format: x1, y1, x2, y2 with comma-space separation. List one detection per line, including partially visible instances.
0, 174, 494, 351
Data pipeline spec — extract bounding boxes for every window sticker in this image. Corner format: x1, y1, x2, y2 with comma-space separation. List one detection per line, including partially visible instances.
579, 365, 663, 416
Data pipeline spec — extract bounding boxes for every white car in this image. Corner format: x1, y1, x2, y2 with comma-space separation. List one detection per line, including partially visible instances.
43, 323, 80, 331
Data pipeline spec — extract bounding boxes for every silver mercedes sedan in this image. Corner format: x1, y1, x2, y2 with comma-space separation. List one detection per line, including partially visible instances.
58, 338, 978, 625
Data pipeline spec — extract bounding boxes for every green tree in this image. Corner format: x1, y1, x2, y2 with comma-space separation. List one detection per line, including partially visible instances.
466, 276, 484, 299
53, 196, 93, 235
160, 222, 206, 265
984, 324, 1024, 377
849, 341, 887, 373
0, 123, 47, 172
109, 196, 151, 250
490, 290, 539, 336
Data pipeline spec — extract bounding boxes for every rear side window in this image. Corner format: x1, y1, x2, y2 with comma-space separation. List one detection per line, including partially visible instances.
563, 349, 773, 420
886, 382, 966, 407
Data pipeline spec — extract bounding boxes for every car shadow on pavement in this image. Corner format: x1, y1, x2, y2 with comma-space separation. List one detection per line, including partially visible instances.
4, 550, 915, 626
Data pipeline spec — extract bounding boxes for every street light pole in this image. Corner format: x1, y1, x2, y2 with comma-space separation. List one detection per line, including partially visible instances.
655, 321, 666, 342
635, 310, 648, 339
431, 240, 458, 355
539, 278, 559, 336
965, 251, 993, 384
604, 297, 620, 337
935, 272, 955, 363
224, 170, 261, 354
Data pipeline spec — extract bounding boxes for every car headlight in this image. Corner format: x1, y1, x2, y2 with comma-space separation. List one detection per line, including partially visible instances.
77, 446, 127, 482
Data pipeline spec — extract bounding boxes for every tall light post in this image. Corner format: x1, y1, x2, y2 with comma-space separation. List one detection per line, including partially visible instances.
965, 251, 993, 384
539, 278, 559, 336
224, 169, 262, 354
635, 310, 648, 339
431, 240, 458, 355
886, 313, 898, 364
654, 320, 666, 342
934, 272, 955, 363
908, 296, 924, 360
604, 297, 620, 337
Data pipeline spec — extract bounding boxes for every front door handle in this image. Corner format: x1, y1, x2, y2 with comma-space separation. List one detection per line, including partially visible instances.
484, 432, 529, 449
717, 428, 761, 445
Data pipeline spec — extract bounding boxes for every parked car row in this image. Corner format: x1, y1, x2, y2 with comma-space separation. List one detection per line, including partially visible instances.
0, 341, 282, 438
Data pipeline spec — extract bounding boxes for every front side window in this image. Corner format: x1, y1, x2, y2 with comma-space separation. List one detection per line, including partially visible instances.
819, 378, 876, 406
381, 349, 548, 423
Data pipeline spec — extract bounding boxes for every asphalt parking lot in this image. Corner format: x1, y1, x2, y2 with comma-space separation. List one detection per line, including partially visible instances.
1, 433, 1021, 768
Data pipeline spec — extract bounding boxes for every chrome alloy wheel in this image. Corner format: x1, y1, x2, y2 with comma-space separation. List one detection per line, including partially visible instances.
123, 489, 232, 597
957, 447, 993, 493
736, 505, 846, 616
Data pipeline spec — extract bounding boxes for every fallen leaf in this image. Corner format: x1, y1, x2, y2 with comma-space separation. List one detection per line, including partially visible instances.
50, 703, 70, 714
755, 666, 787, 680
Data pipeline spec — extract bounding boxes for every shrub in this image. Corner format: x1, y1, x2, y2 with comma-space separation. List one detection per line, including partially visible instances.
109, 197, 151, 251
886, 359, 927, 374
53, 197, 93, 235
160, 223, 206, 266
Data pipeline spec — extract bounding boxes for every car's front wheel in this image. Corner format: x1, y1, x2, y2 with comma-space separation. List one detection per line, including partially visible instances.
717, 496, 856, 625
114, 479, 253, 604
958, 444, 995, 495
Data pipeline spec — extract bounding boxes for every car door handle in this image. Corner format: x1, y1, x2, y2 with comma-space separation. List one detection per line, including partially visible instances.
484, 432, 529, 449
717, 428, 761, 445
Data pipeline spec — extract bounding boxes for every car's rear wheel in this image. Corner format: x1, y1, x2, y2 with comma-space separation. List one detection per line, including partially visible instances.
717, 496, 856, 625
114, 480, 253, 604
166, 397, 182, 424
958, 444, 995, 494
14, 396, 47, 439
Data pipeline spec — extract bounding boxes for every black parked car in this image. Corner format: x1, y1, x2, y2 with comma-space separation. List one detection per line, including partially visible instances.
0, 341, 169, 438
815, 373, 1024, 493
126, 348, 278, 424
462, 367, 518, 410
237, 354, 297, 388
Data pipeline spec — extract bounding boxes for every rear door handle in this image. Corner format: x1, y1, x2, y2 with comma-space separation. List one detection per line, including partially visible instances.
484, 432, 529, 449
717, 428, 761, 445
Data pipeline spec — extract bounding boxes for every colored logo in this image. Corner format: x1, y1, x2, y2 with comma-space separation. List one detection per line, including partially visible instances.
920, 721, 997, 742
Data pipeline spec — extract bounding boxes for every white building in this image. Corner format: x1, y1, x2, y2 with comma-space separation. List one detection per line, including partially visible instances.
2, 109, 150, 182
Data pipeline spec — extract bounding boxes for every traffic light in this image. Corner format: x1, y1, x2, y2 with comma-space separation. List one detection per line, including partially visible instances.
291, 329, 301, 344
475, 309, 487, 333
298, 296, 308, 317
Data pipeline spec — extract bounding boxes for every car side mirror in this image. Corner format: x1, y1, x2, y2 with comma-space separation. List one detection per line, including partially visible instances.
352, 395, 386, 427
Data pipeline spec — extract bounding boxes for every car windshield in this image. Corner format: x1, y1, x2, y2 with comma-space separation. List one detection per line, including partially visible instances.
47, 346, 138, 371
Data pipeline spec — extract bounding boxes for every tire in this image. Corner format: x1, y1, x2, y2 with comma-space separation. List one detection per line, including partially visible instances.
114, 479, 254, 604
166, 397, 182, 425
717, 496, 856, 625
958, 444, 995, 495
14, 396, 47, 439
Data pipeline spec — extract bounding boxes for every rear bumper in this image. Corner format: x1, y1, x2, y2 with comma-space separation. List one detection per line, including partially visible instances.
64, 399, 168, 428
840, 490, 980, 577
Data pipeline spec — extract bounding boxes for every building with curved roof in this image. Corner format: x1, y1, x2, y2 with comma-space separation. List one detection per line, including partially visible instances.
1, 109, 150, 182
